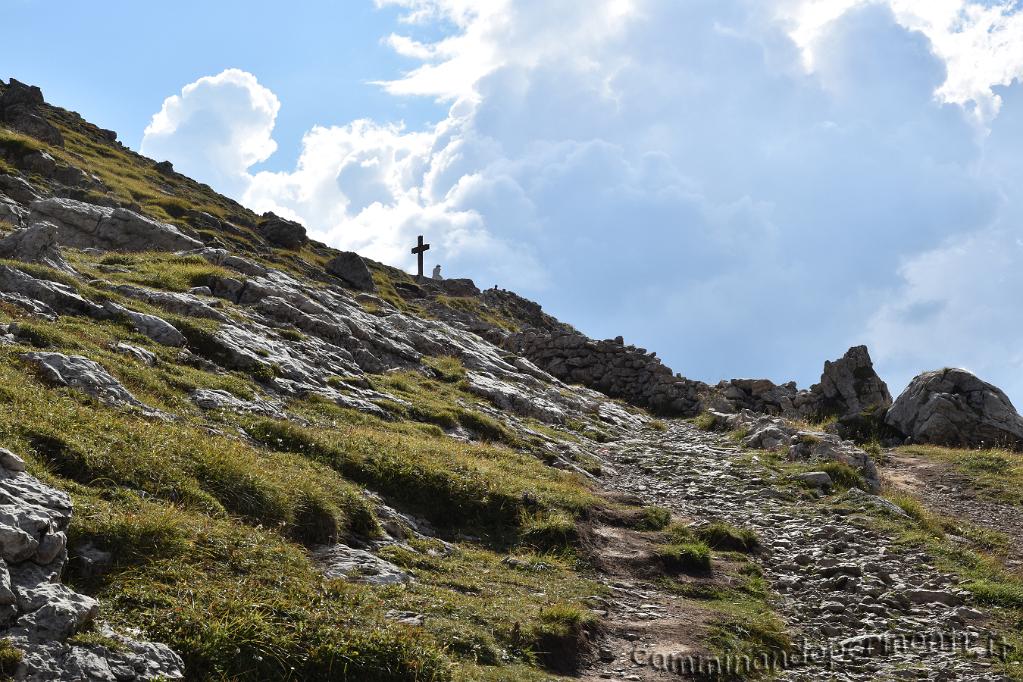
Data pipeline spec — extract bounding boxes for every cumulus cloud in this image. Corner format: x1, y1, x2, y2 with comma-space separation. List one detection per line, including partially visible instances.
141, 69, 280, 195
144, 0, 1023, 400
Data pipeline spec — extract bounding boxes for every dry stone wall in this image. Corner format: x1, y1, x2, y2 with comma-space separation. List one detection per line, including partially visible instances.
503, 329, 707, 416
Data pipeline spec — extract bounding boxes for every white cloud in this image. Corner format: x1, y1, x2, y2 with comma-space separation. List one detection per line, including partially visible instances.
144, 0, 1023, 399
785, 0, 1023, 118
141, 69, 280, 195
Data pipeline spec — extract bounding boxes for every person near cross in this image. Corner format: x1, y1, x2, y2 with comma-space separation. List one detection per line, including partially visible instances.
411, 235, 430, 278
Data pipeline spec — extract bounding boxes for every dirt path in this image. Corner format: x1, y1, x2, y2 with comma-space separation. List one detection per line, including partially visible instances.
581, 421, 1009, 681
885, 451, 1023, 574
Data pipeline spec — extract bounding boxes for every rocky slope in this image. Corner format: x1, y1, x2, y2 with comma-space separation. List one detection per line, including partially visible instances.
0, 76, 1022, 681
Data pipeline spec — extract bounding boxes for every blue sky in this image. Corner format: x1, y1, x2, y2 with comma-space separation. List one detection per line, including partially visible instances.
6, 0, 1023, 402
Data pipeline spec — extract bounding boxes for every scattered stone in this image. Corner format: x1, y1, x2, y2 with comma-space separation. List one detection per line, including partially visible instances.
312, 544, 411, 585
113, 342, 158, 366
793, 471, 833, 489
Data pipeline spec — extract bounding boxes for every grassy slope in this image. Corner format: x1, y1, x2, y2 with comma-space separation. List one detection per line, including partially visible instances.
0, 108, 626, 680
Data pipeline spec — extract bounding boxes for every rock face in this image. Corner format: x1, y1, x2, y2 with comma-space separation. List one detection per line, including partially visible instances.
257, 213, 307, 249
811, 345, 892, 418
885, 368, 1023, 448
326, 251, 376, 292
0, 79, 64, 147
29, 198, 203, 252
0, 447, 184, 680
503, 330, 706, 416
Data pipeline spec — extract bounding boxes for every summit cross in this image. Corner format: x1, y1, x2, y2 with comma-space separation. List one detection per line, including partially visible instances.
411, 235, 430, 278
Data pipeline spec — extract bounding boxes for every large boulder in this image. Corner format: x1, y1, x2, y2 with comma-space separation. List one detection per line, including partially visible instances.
809, 345, 891, 418
29, 198, 203, 252
257, 213, 307, 249
326, 251, 375, 292
885, 368, 1023, 449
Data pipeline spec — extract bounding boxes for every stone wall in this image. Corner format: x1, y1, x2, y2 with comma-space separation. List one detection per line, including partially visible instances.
503, 329, 706, 416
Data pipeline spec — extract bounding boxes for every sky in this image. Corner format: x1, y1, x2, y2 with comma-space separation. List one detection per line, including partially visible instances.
4, 0, 1023, 402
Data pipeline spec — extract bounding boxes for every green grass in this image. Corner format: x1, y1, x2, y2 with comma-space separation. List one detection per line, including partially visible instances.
657, 541, 712, 572
693, 412, 720, 431
0, 638, 21, 682
91, 252, 235, 293
869, 486, 1023, 679
243, 416, 596, 542
633, 506, 672, 531
900, 445, 1023, 505
692, 521, 760, 552
435, 295, 521, 332
818, 461, 867, 491
0, 110, 616, 681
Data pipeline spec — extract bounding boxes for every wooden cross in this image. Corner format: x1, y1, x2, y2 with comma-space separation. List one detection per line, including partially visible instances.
411, 234, 430, 278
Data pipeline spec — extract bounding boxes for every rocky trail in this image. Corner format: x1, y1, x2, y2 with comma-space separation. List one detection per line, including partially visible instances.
885, 452, 1023, 575
582, 422, 1009, 681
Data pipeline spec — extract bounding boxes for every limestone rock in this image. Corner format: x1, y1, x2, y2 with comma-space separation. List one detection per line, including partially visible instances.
191, 389, 282, 417
0, 266, 106, 318
20, 352, 154, 412
326, 251, 376, 292
0, 222, 76, 274
113, 342, 157, 366
810, 345, 892, 418
0, 192, 28, 227
792, 471, 833, 489
103, 302, 185, 347
0, 174, 42, 204
257, 213, 307, 249
312, 544, 411, 585
465, 371, 566, 424
0, 443, 184, 679
182, 247, 268, 277
0, 79, 64, 147
112, 284, 229, 322
885, 368, 1023, 448
29, 198, 203, 252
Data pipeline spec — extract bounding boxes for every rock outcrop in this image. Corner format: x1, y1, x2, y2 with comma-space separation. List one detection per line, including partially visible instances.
885, 368, 1023, 449
20, 352, 160, 415
257, 213, 307, 249
810, 345, 892, 418
29, 198, 203, 252
503, 330, 706, 416
0, 79, 64, 147
712, 346, 891, 421
0, 447, 184, 679
0, 222, 75, 274
326, 251, 376, 292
